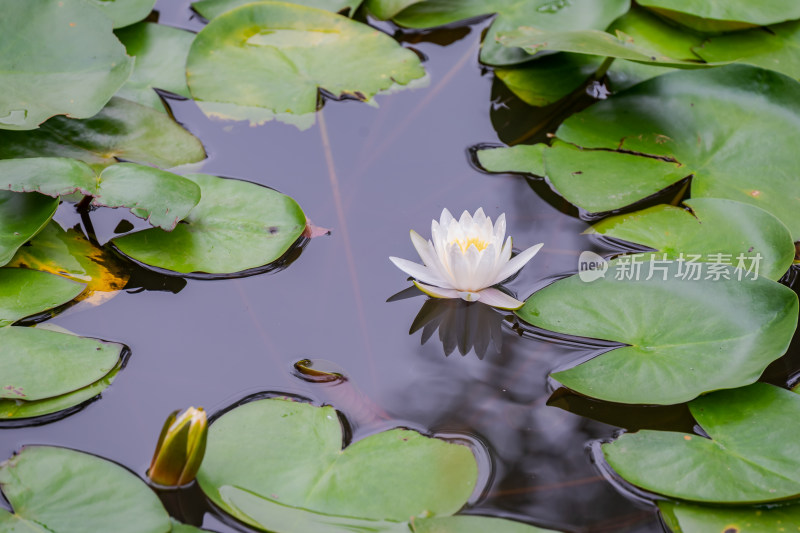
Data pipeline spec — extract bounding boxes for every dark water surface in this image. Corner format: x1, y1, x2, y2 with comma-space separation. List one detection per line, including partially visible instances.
9, 2, 792, 532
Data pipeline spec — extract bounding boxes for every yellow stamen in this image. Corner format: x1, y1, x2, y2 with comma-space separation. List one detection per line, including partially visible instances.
454, 237, 489, 253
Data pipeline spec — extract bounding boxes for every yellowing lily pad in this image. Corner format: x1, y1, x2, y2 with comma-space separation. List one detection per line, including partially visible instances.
8, 222, 130, 306
186, 1, 426, 129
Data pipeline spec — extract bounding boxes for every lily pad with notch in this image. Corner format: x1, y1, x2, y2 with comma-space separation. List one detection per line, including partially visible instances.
186, 1, 426, 129
479, 66, 800, 241
0, 158, 201, 230
516, 260, 798, 405
0, 0, 133, 130
369, 0, 631, 66
603, 383, 800, 503
112, 174, 307, 276
0, 97, 206, 171
587, 198, 795, 281
197, 397, 478, 529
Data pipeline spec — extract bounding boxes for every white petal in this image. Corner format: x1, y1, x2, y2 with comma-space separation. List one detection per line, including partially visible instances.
491, 242, 544, 285
410, 230, 452, 283
439, 208, 454, 227
472, 243, 498, 290
472, 207, 487, 228
493, 213, 506, 243
447, 243, 472, 290
458, 209, 473, 227
390, 257, 452, 288
477, 288, 524, 310
414, 281, 461, 300
458, 291, 481, 302
498, 236, 513, 265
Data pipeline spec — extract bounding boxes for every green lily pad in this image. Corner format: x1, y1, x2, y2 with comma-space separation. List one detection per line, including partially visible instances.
516, 261, 798, 405
603, 383, 800, 503
694, 21, 800, 81
217, 485, 553, 533
587, 198, 795, 281
374, 0, 631, 66
0, 158, 201, 230
477, 144, 546, 176
0, 0, 133, 130
8, 222, 130, 303
637, 0, 800, 30
365, 0, 420, 20
197, 398, 477, 527
0, 352, 123, 421
115, 22, 195, 112
186, 2, 426, 129
0, 268, 85, 327
0, 192, 58, 267
113, 174, 306, 275
659, 500, 800, 532
84, 0, 157, 28
491, 66, 800, 240
0, 446, 170, 533
494, 54, 604, 107
192, 0, 362, 19
0, 326, 122, 401
0, 97, 206, 171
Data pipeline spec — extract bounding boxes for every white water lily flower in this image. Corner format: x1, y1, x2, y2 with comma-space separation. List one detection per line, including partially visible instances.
390, 208, 543, 310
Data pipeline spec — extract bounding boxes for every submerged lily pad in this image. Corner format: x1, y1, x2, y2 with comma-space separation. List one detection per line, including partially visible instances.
197, 398, 477, 528
484, 66, 800, 240
0, 0, 133, 130
372, 0, 630, 66
8, 222, 130, 305
0, 191, 58, 267
0, 446, 170, 533
193, 0, 362, 19
0, 97, 206, 171
0, 327, 122, 401
113, 174, 306, 275
186, 2, 425, 129
0, 268, 85, 327
115, 22, 195, 112
604, 383, 800, 503
0, 158, 201, 230
84, 0, 157, 28
588, 198, 795, 281
516, 261, 798, 405
694, 21, 800, 81
659, 500, 800, 532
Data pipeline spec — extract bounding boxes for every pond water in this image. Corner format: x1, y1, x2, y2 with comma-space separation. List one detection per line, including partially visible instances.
4, 2, 800, 532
